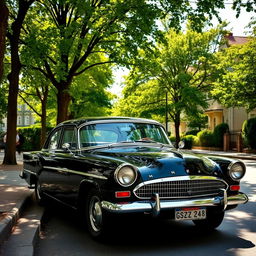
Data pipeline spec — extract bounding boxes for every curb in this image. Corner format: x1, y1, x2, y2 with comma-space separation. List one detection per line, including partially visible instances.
0, 193, 44, 256
0, 192, 32, 246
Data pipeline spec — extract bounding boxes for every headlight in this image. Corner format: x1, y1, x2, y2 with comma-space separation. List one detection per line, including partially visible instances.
114, 164, 138, 187
228, 162, 246, 181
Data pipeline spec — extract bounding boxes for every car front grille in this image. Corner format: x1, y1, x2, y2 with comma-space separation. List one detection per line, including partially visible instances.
133, 177, 227, 199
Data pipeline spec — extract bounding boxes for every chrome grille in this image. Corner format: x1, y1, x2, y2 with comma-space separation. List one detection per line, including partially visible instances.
134, 177, 227, 199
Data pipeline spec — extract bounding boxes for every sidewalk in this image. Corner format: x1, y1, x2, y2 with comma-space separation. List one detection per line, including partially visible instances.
0, 152, 33, 248
189, 148, 256, 161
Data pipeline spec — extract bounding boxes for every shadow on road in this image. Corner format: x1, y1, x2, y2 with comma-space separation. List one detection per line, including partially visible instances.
36, 200, 255, 256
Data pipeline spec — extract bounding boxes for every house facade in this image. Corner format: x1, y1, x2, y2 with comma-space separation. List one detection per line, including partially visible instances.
205, 99, 256, 132
205, 33, 255, 133
0, 104, 35, 132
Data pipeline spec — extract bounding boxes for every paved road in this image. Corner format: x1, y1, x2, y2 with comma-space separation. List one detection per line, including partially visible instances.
34, 160, 256, 256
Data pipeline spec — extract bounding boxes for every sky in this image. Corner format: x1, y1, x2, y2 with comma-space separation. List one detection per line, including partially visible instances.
109, 4, 255, 97
214, 3, 254, 36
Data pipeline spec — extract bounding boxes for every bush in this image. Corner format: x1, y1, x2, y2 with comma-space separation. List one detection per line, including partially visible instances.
18, 126, 53, 151
242, 118, 256, 150
197, 130, 214, 147
185, 130, 200, 136
169, 136, 176, 147
213, 123, 229, 148
181, 135, 198, 149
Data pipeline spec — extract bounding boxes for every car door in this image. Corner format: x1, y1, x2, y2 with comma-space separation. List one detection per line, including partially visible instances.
51, 125, 82, 206
39, 127, 63, 199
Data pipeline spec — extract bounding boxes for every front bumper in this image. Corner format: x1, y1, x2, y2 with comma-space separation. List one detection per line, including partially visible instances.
101, 191, 248, 215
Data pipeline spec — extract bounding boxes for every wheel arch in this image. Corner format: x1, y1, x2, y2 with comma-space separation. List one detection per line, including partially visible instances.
77, 179, 101, 209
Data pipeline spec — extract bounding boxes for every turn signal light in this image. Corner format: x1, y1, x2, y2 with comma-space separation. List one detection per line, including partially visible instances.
230, 185, 240, 191
115, 191, 131, 198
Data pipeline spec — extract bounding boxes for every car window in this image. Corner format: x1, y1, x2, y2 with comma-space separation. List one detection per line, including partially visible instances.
48, 128, 62, 150
80, 127, 118, 147
62, 127, 77, 149
79, 122, 170, 147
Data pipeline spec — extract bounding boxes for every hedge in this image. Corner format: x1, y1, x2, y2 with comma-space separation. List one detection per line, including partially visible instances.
18, 126, 53, 151
242, 118, 256, 150
197, 129, 215, 147
213, 123, 229, 148
181, 135, 198, 149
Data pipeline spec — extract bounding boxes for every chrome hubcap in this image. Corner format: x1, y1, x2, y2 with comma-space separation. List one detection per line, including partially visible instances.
89, 196, 102, 232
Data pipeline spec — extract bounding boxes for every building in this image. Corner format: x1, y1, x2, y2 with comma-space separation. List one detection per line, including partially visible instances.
0, 104, 35, 131
205, 33, 255, 132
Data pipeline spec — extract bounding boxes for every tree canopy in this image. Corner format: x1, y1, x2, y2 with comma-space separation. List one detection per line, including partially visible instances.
1, 0, 256, 164
113, 26, 225, 144
212, 30, 256, 112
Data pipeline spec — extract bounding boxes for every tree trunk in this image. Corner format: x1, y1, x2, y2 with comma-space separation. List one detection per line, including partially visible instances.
3, 68, 21, 164
56, 85, 72, 124
3, 0, 34, 165
40, 87, 49, 147
0, 0, 8, 80
174, 113, 181, 148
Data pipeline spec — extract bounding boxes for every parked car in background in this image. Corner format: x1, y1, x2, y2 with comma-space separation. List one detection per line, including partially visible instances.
20, 117, 248, 239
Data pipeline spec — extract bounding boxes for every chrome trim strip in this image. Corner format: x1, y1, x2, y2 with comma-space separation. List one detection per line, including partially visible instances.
42, 166, 108, 180
134, 176, 228, 189
23, 159, 37, 163
101, 192, 248, 213
133, 176, 229, 199
23, 168, 37, 176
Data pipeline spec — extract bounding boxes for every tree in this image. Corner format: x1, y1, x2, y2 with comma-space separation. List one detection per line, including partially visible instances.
3, 0, 35, 165
23, 0, 162, 124
23, 0, 248, 125
113, 26, 224, 146
19, 69, 50, 146
0, 0, 8, 81
212, 32, 256, 112
69, 68, 114, 119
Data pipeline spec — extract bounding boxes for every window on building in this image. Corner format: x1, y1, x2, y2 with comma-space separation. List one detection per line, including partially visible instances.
25, 116, 30, 125
17, 116, 22, 126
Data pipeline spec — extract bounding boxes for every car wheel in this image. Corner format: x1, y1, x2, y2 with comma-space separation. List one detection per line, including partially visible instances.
193, 210, 224, 230
85, 189, 108, 239
34, 180, 45, 205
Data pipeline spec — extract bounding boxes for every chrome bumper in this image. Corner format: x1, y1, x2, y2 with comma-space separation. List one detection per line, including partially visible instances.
101, 191, 248, 215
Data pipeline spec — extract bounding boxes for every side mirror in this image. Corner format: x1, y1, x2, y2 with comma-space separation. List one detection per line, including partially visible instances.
178, 141, 185, 149
62, 143, 71, 151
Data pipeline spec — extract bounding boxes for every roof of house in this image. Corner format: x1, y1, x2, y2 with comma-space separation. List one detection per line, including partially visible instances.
224, 33, 248, 46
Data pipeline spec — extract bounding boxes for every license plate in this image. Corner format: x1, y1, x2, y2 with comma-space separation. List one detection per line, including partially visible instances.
175, 207, 206, 221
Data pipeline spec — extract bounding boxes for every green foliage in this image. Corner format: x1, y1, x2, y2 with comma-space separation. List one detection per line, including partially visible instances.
186, 113, 208, 131
169, 136, 176, 143
212, 32, 256, 112
0, 82, 7, 122
17, 126, 53, 151
181, 135, 197, 149
113, 26, 224, 144
197, 130, 215, 147
213, 123, 229, 147
185, 130, 200, 136
242, 118, 256, 150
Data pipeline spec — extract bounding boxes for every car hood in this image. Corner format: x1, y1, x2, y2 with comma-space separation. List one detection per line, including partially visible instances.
81, 146, 219, 182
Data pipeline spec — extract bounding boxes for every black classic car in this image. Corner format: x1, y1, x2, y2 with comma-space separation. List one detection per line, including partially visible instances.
20, 117, 248, 239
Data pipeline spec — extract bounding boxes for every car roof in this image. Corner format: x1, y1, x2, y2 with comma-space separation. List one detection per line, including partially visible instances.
57, 116, 162, 128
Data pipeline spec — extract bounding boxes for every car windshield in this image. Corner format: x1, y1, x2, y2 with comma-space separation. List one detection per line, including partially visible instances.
79, 122, 171, 148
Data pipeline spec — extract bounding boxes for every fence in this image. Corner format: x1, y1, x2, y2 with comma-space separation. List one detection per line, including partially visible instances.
224, 132, 243, 152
